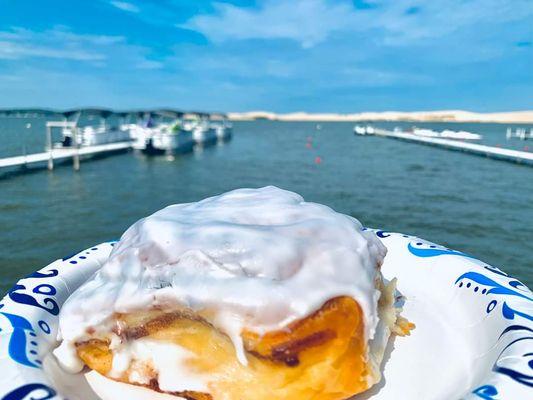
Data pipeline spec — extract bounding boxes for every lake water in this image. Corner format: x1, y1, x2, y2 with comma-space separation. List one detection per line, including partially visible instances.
0, 117, 532, 294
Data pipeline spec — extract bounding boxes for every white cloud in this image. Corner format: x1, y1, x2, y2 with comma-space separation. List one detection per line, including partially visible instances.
0, 1, 530, 110
183, 0, 533, 49
183, 0, 358, 48
0, 40, 105, 61
375, 0, 533, 46
52, 29, 125, 46
0, 25, 165, 77
0, 27, 125, 61
109, 1, 140, 14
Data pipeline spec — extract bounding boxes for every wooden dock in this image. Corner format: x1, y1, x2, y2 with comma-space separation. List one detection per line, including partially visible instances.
372, 128, 533, 166
0, 142, 132, 171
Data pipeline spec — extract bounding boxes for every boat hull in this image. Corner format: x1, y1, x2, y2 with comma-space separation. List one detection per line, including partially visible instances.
81, 129, 131, 146
192, 127, 218, 146
215, 126, 233, 141
57, 127, 131, 148
136, 129, 195, 155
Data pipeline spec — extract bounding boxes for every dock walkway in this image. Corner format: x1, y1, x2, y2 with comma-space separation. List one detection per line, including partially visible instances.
372, 128, 533, 166
0, 142, 132, 170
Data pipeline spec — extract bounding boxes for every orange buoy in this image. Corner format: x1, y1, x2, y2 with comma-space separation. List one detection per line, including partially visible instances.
315, 156, 322, 164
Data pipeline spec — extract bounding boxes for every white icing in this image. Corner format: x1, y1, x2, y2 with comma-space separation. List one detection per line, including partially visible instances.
86, 370, 188, 400
367, 280, 398, 385
113, 338, 208, 393
55, 186, 386, 373
53, 338, 84, 373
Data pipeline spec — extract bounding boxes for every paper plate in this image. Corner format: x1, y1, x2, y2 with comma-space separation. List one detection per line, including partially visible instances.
1, 232, 531, 400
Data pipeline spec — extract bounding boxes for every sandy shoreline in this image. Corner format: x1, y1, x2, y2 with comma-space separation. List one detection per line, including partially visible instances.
229, 110, 533, 124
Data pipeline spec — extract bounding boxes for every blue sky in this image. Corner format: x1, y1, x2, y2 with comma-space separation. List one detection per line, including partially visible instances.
0, 0, 531, 112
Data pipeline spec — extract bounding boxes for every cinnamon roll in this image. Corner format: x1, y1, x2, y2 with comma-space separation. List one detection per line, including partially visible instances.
54, 186, 412, 400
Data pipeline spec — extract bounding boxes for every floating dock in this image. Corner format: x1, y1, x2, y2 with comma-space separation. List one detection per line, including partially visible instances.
371, 128, 533, 166
0, 108, 231, 175
0, 142, 132, 171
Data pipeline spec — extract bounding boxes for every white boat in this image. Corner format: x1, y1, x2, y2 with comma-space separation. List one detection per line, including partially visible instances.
119, 123, 138, 137
132, 121, 194, 155
53, 110, 132, 148
410, 127, 482, 140
192, 123, 217, 146
130, 125, 149, 149
181, 115, 217, 147
440, 129, 482, 140
210, 114, 233, 141
412, 128, 440, 138
214, 122, 233, 141
56, 124, 131, 148
80, 126, 131, 146
354, 125, 366, 135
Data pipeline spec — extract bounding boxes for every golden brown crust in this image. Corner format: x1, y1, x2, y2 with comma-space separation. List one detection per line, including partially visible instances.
242, 297, 359, 367
77, 339, 113, 376
76, 296, 372, 400
146, 378, 212, 400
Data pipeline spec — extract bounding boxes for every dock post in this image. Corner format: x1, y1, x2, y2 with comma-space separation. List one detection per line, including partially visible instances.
46, 125, 54, 170
73, 127, 80, 171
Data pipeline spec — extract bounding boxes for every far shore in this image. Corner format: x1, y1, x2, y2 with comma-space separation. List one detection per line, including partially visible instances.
228, 110, 533, 124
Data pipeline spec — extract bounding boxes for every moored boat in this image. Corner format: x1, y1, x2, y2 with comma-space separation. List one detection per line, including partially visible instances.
192, 123, 217, 146
440, 129, 482, 140
182, 113, 217, 146
354, 125, 366, 135
133, 120, 194, 155
53, 110, 132, 148
412, 128, 440, 138
211, 114, 233, 141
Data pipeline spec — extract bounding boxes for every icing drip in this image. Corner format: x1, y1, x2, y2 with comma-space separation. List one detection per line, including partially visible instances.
55, 186, 386, 373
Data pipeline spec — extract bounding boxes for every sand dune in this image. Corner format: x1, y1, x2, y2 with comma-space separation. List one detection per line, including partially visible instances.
229, 110, 533, 124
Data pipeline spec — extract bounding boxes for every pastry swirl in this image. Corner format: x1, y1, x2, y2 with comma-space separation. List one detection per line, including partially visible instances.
54, 186, 412, 399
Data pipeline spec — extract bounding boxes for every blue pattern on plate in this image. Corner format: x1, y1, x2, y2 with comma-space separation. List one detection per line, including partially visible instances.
0, 312, 41, 368
456, 269, 533, 393
395, 229, 533, 398
1, 383, 56, 400
407, 242, 474, 259
472, 385, 498, 399
493, 335, 533, 388
455, 272, 533, 302
501, 302, 533, 322
8, 284, 59, 316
